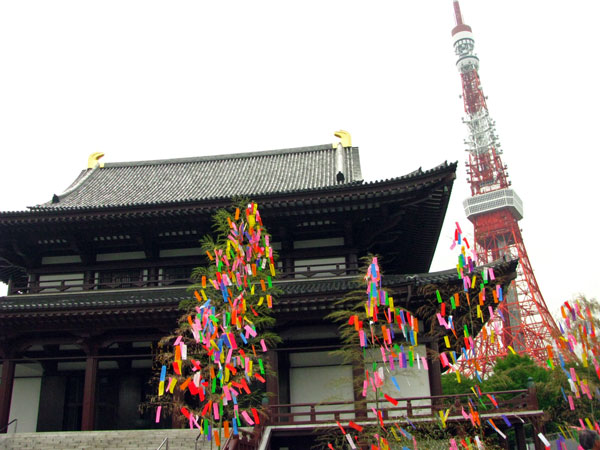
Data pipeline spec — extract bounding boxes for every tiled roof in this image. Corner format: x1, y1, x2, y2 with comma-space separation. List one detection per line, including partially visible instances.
0, 259, 518, 314
32, 144, 363, 210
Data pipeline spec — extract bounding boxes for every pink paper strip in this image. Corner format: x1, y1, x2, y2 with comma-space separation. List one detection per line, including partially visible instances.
241, 410, 254, 425
245, 325, 257, 338
440, 352, 449, 367
380, 346, 387, 363
155, 406, 162, 423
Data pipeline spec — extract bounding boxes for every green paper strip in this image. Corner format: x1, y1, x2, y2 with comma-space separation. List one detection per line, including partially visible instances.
436, 290, 442, 303
259, 359, 265, 374
478, 396, 488, 410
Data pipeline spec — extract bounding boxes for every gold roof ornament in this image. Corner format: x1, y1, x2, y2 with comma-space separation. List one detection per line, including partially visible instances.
333, 130, 352, 148
87, 152, 105, 169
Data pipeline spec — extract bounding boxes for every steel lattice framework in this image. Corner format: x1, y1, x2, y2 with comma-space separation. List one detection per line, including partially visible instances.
451, 1, 563, 374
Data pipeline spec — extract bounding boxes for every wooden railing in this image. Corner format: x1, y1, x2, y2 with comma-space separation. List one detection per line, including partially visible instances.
206, 389, 538, 450
9, 262, 360, 295
278, 262, 359, 279
265, 389, 537, 426
223, 425, 264, 450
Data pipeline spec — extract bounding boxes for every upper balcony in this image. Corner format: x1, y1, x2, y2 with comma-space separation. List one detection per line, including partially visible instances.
7, 260, 360, 296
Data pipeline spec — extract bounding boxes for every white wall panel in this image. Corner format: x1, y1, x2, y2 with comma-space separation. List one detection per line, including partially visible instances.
289, 351, 354, 422
9, 377, 42, 432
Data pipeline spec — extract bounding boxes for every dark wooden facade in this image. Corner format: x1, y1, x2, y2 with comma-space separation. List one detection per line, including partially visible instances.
0, 145, 529, 442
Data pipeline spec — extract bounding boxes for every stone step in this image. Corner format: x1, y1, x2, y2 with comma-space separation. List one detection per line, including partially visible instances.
0, 429, 219, 450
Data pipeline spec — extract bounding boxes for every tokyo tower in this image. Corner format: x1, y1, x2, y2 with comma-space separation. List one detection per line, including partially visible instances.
451, 1, 561, 373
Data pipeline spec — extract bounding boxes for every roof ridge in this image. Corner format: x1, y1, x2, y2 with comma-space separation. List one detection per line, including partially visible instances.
103, 144, 337, 168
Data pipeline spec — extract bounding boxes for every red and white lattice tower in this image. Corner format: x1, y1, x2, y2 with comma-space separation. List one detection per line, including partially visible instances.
451, 1, 562, 374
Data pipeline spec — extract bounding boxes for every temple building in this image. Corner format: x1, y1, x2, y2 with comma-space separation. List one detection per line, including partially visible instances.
0, 135, 532, 447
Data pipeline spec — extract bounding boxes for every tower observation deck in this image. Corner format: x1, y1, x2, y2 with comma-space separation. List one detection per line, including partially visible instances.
451, 0, 562, 373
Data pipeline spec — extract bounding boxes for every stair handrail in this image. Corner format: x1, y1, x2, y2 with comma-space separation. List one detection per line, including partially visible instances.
156, 436, 168, 450
0, 418, 17, 434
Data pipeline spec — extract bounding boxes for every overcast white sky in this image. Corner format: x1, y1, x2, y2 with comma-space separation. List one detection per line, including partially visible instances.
0, 1, 598, 315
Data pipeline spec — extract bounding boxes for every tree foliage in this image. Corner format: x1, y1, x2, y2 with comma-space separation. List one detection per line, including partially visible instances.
442, 296, 600, 434
143, 201, 280, 446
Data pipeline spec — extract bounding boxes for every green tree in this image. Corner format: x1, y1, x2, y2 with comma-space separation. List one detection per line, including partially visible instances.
144, 201, 280, 447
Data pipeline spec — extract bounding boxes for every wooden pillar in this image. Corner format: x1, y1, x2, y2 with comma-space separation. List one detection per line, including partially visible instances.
531, 417, 545, 450
266, 350, 279, 406
352, 359, 367, 419
514, 422, 526, 450
0, 358, 16, 433
344, 222, 358, 274
427, 339, 443, 396
265, 350, 279, 425
276, 225, 293, 278
7, 276, 15, 295
83, 270, 95, 290
81, 347, 98, 430
147, 266, 158, 287
30, 273, 40, 294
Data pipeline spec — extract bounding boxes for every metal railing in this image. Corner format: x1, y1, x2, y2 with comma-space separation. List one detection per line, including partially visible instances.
0, 418, 17, 434
10, 262, 360, 295
156, 436, 168, 450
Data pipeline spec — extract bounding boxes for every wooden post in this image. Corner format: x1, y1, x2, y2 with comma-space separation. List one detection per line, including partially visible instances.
352, 359, 367, 419
515, 422, 527, 450
0, 358, 16, 433
531, 417, 545, 450
427, 338, 443, 414
81, 354, 98, 430
266, 350, 279, 407
265, 349, 279, 423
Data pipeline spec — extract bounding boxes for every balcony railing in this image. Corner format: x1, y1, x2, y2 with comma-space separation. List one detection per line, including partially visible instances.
224, 389, 541, 450
8, 262, 360, 295
265, 389, 538, 426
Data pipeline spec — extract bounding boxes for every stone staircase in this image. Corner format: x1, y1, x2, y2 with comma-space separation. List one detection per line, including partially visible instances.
0, 429, 217, 450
